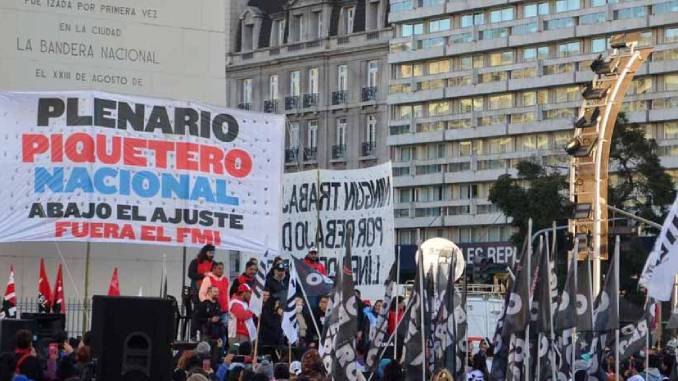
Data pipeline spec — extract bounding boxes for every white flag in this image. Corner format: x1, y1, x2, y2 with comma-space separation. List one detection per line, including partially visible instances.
640, 196, 678, 301
282, 264, 300, 345
250, 251, 270, 315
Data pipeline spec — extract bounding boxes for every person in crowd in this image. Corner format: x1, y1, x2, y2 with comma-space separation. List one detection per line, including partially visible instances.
259, 296, 284, 359
306, 295, 329, 346
299, 349, 325, 381
50, 331, 77, 381
372, 300, 383, 316
0, 352, 16, 381
188, 244, 216, 336
274, 363, 290, 381
467, 352, 488, 381
387, 296, 406, 335
255, 359, 274, 380
229, 284, 256, 344
195, 286, 224, 342
14, 329, 43, 381
230, 259, 258, 297
265, 261, 289, 303
381, 361, 404, 381
174, 350, 197, 381
433, 369, 454, 381
289, 361, 302, 378
644, 353, 663, 381
294, 298, 309, 348
199, 262, 230, 347
303, 248, 326, 276
626, 358, 645, 381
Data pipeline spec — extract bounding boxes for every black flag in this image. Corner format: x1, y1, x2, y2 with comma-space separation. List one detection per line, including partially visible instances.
533, 240, 558, 381
293, 256, 334, 296
618, 299, 656, 361
592, 247, 619, 333
320, 232, 359, 381
555, 254, 577, 331
575, 258, 594, 332
403, 249, 426, 381
453, 282, 468, 381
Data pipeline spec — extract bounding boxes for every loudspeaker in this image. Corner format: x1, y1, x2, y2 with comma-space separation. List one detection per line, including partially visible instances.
92, 296, 176, 381
0, 319, 37, 352
19, 313, 65, 340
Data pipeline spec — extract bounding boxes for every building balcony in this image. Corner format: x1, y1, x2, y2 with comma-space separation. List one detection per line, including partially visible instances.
237, 103, 251, 111
332, 145, 346, 160
304, 147, 318, 161
332, 90, 349, 105
285, 96, 300, 111
285, 148, 299, 163
264, 100, 279, 113
303, 93, 319, 108
361, 142, 376, 157
362, 87, 378, 102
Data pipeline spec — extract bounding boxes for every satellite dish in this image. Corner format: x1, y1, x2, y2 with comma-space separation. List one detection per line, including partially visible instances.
418, 237, 465, 282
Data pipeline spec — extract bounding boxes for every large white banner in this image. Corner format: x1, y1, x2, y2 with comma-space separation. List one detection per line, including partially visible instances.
0, 91, 284, 253
281, 163, 395, 298
640, 196, 678, 301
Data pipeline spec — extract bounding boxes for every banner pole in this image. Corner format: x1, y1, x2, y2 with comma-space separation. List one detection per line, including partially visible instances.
394, 245, 401, 361
253, 310, 263, 358
82, 241, 91, 331
417, 229, 425, 381
548, 232, 557, 381
525, 218, 532, 381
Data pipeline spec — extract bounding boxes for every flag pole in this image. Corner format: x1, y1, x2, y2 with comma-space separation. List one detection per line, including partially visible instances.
572, 241, 578, 381
614, 235, 620, 381
253, 308, 263, 358
394, 245, 401, 361
548, 228, 557, 381
525, 218, 532, 381
417, 229, 425, 381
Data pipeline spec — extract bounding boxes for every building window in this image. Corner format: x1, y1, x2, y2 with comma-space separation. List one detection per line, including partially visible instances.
558, 41, 581, 57
289, 71, 301, 96
366, 115, 377, 145
278, 19, 286, 45
523, 3, 549, 17
289, 122, 299, 148
490, 7, 514, 23
665, 28, 678, 43
311, 11, 322, 39
429, 18, 451, 33
580, 12, 606, 25
241, 79, 253, 105
461, 13, 484, 28
345, 6, 355, 34
402, 22, 424, 37
489, 51, 514, 66
591, 38, 608, 53
307, 120, 318, 150
336, 118, 347, 147
243, 24, 255, 51
367, 61, 379, 88
615, 6, 646, 20
308, 68, 319, 94
546, 17, 574, 30
555, 0, 580, 13
271, 19, 284, 46
269, 75, 279, 100
337, 64, 349, 91
291, 14, 303, 42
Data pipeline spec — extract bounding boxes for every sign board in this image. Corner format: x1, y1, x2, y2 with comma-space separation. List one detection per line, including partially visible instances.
0, 0, 225, 105
459, 242, 517, 265
0, 91, 284, 253
281, 163, 395, 298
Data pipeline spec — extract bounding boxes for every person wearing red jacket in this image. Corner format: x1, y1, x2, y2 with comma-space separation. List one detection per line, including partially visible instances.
229, 259, 257, 296
387, 296, 406, 336
228, 284, 256, 344
303, 247, 327, 275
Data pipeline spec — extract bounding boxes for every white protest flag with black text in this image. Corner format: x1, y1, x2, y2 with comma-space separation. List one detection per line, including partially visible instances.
282, 260, 300, 345
640, 196, 678, 301
366, 261, 398, 371
250, 250, 270, 316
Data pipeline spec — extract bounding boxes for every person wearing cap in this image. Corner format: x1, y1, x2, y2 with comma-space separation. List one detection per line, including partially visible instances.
265, 260, 289, 303
229, 259, 258, 296
228, 284, 257, 344
303, 247, 327, 275
289, 361, 302, 377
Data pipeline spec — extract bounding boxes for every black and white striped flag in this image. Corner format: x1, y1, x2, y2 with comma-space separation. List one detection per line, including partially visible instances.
250, 251, 270, 316
640, 196, 678, 301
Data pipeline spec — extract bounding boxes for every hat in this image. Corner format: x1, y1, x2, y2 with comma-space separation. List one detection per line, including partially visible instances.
195, 341, 211, 358
289, 361, 302, 376
274, 262, 286, 271
308, 246, 318, 253
237, 284, 252, 293
256, 359, 274, 378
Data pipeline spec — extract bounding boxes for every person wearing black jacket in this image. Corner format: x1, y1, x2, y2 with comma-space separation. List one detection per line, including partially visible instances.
229, 259, 257, 296
187, 244, 215, 338
305, 295, 329, 346
14, 329, 43, 381
258, 297, 284, 360
194, 286, 223, 342
264, 261, 289, 303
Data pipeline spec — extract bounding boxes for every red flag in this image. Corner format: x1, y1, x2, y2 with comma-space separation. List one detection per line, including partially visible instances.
38, 259, 52, 313
108, 268, 120, 296
52, 264, 65, 314
1, 266, 16, 319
